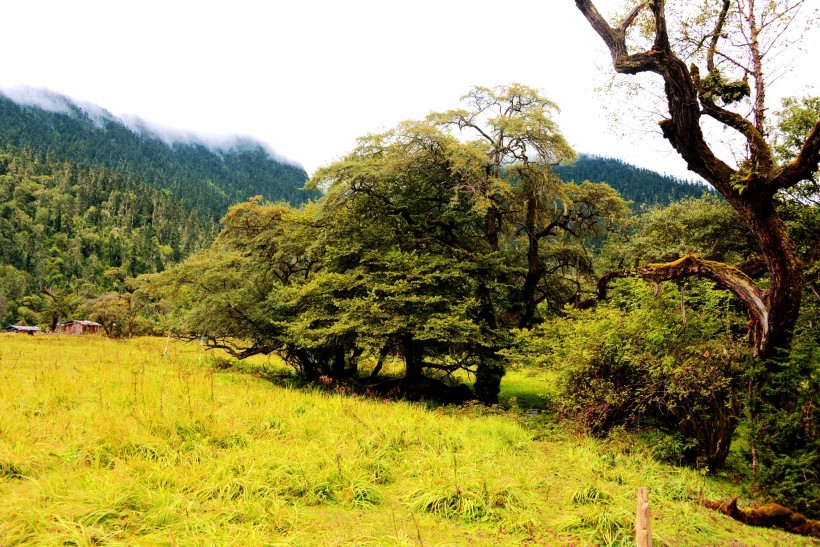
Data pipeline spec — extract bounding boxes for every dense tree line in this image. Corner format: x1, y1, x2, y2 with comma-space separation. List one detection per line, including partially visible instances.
0, 148, 216, 328
553, 154, 712, 210
0, 93, 316, 220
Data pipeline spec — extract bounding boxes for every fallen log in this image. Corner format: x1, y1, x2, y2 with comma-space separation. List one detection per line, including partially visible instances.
702, 498, 820, 538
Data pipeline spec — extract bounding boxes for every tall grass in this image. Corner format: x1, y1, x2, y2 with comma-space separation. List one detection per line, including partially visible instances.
0, 334, 812, 545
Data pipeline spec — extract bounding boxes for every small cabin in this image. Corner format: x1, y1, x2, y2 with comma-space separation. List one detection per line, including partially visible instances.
58, 320, 103, 335
3, 325, 40, 335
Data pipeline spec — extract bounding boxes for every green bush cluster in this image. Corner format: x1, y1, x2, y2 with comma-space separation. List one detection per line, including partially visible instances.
517, 277, 749, 470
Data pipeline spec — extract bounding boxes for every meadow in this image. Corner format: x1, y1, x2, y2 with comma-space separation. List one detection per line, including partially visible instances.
0, 334, 813, 546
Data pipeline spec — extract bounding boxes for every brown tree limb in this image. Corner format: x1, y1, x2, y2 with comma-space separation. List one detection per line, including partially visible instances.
691, 65, 774, 182
706, 0, 732, 74
772, 118, 820, 190
810, 281, 820, 301
574, 269, 631, 310
637, 255, 769, 353
735, 256, 768, 278
702, 498, 820, 538
619, 2, 648, 35
574, 0, 649, 69
650, 0, 670, 52
575, 0, 737, 196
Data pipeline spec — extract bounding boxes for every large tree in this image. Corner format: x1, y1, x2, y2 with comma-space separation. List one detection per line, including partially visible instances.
574, 0, 820, 510
574, 0, 819, 359
308, 121, 510, 402
429, 84, 628, 326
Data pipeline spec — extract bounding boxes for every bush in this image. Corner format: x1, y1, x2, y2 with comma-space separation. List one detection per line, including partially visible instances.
520, 277, 748, 470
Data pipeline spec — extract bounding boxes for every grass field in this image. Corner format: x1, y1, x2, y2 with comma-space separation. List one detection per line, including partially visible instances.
0, 334, 814, 546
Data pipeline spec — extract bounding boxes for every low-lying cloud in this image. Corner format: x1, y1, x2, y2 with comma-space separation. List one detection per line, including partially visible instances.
0, 85, 302, 168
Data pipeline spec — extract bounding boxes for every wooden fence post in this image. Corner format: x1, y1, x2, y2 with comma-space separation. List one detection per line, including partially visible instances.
636, 486, 652, 547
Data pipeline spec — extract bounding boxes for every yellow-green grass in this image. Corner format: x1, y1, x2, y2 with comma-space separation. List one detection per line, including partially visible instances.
0, 334, 813, 546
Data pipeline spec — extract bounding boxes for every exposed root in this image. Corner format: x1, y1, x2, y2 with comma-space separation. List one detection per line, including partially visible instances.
702, 498, 820, 538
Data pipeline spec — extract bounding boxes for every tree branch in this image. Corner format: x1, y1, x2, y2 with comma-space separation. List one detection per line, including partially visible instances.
735, 255, 768, 277
702, 498, 820, 538
575, 0, 737, 194
691, 65, 774, 181
651, 0, 670, 52
619, 2, 648, 34
707, 0, 732, 73
576, 269, 631, 310
637, 254, 769, 353
772, 118, 820, 189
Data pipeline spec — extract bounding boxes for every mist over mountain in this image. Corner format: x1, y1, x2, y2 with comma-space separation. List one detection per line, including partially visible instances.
0, 87, 315, 220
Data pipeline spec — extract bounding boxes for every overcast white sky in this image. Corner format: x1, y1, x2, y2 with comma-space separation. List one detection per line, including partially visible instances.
2, 1, 818, 179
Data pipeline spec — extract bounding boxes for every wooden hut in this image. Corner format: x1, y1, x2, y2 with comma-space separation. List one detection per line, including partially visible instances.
58, 320, 103, 335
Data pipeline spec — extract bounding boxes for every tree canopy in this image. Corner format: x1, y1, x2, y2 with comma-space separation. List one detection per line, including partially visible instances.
157, 84, 629, 404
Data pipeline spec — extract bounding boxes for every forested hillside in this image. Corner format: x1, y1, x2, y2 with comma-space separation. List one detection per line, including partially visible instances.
554, 154, 711, 208
0, 148, 217, 327
0, 90, 315, 220
0, 89, 317, 329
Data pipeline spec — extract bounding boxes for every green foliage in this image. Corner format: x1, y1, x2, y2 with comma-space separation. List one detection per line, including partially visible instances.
307, 119, 513, 394
773, 96, 820, 165
702, 69, 751, 105
521, 277, 748, 470
773, 96, 820, 284
0, 149, 214, 328
160, 85, 625, 403
748, 296, 820, 517
601, 194, 756, 269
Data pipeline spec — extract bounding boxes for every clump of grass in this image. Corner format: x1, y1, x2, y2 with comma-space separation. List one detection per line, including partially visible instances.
341, 479, 384, 508
0, 458, 26, 479
590, 509, 632, 546
571, 484, 609, 505
405, 485, 490, 522
405, 480, 536, 525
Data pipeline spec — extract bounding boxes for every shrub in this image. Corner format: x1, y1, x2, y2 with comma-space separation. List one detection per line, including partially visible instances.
522, 278, 748, 470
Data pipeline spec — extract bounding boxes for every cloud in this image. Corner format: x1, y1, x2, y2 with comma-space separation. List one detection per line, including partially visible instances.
1, 86, 74, 115
0, 86, 117, 129
116, 113, 302, 167
0, 85, 302, 168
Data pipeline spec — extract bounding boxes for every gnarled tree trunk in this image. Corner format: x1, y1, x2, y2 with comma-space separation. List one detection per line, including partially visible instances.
573, 0, 818, 365
573, 1, 820, 503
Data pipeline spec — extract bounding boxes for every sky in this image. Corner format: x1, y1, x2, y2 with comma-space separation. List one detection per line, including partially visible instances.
2, 0, 818, 179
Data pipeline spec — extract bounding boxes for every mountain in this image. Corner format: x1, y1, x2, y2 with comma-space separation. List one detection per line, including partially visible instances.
0, 147, 220, 326
0, 88, 315, 220
0, 88, 314, 327
554, 154, 712, 209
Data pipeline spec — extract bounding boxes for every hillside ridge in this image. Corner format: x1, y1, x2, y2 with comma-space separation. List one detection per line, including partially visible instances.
0, 87, 315, 220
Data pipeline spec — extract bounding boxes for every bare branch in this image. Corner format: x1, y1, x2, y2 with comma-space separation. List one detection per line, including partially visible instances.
618, 2, 648, 34
735, 255, 768, 277
707, 0, 733, 73
651, 0, 670, 52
